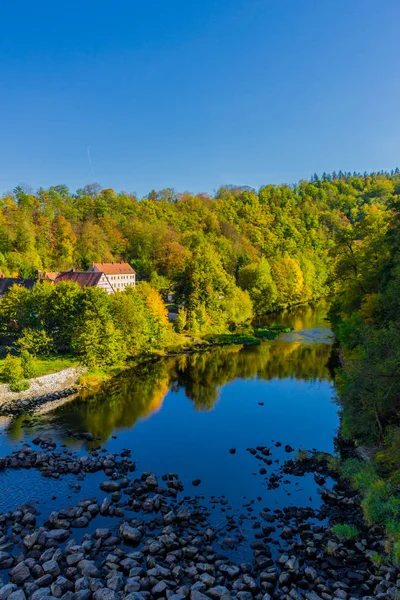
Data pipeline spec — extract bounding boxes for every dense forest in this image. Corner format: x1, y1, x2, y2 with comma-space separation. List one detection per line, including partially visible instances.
2, 171, 400, 329
0, 170, 399, 379
330, 184, 400, 448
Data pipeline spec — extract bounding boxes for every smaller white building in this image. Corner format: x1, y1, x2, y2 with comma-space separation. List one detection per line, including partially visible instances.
91, 262, 136, 292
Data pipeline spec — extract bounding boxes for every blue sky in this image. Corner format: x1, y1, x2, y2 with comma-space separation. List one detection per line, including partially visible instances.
1, 0, 399, 197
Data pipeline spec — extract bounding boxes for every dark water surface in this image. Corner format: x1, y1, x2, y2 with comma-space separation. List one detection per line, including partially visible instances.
0, 302, 338, 538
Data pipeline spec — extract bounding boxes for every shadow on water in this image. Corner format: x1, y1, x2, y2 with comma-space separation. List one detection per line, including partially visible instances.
0, 301, 340, 526
6, 339, 334, 444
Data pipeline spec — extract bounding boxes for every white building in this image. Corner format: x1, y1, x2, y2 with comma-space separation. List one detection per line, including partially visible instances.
90, 262, 136, 292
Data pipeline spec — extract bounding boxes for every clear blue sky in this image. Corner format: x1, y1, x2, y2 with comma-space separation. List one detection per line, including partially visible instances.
1, 0, 399, 197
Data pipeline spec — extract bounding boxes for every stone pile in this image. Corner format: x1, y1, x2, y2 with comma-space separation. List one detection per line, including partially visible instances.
0, 442, 398, 600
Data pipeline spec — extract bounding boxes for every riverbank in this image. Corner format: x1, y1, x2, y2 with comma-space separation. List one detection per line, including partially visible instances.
0, 438, 397, 600
0, 366, 86, 413
0, 324, 293, 415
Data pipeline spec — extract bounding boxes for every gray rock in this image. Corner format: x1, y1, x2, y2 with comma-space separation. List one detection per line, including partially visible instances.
94, 529, 110, 539
124, 581, 141, 593
191, 583, 206, 593
45, 530, 70, 542
42, 561, 60, 578
119, 524, 143, 544
305, 566, 317, 582
305, 593, 322, 600
190, 592, 210, 600
31, 589, 51, 600
93, 590, 117, 600
23, 532, 38, 549
152, 581, 168, 596
77, 560, 100, 578
66, 554, 84, 567
0, 584, 18, 600
74, 578, 90, 592
219, 565, 240, 579
285, 557, 300, 571
0, 552, 13, 569
208, 587, 231, 600
8, 592, 26, 600
236, 594, 252, 600
279, 572, 290, 586
51, 577, 72, 598
10, 562, 31, 585
73, 590, 91, 600
242, 575, 257, 591
199, 574, 215, 588
106, 575, 123, 592
100, 482, 121, 493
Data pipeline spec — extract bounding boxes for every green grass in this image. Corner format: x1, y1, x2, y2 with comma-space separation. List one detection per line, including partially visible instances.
206, 333, 261, 346
206, 324, 293, 346
295, 449, 310, 462
337, 456, 400, 562
331, 523, 359, 541
254, 325, 293, 339
339, 458, 379, 495
0, 354, 79, 383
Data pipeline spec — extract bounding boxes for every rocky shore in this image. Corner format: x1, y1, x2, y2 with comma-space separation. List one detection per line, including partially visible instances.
0, 368, 86, 416
0, 388, 79, 418
0, 437, 398, 600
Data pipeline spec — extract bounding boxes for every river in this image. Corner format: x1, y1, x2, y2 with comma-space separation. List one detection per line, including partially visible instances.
0, 301, 338, 538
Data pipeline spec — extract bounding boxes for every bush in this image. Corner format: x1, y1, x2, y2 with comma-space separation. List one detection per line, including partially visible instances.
2, 354, 31, 393
295, 449, 310, 463
17, 329, 54, 355
20, 350, 36, 378
327, 455, 341, 471
331, 523, 359, 541
9, 379, 30, 392
362, 486, 400, 526
2, 354, 24, 384
175, 308, 187, 333
339, 458, 379, 495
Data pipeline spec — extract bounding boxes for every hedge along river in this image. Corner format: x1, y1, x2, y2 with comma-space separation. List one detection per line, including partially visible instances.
0, 301, 338, 527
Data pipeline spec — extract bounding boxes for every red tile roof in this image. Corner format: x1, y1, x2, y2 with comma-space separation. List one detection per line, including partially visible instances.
55, 271, 104, 288
92, 262, 136, 275
43, 271, 59, 281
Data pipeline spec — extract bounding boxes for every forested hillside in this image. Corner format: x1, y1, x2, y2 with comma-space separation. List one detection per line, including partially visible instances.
331, 188, 400, 446
1, 171, 399, 332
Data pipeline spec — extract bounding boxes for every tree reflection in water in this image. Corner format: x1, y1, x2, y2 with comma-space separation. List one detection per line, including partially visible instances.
7, 337, 333, 443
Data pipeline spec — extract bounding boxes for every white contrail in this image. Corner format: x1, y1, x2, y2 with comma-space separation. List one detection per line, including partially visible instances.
87, 145, 95, 178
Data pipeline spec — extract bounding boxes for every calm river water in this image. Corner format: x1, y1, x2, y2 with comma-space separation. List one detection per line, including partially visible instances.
0, 301, 338, 540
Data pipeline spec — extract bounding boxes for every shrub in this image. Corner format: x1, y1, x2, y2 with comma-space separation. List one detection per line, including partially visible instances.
17, 329, 54, 355
2, 354, 24, 384
2, 354, 31, 393
327, 455, 341, 471
9, 379, 30, 392
295, 449, 310, 463
339, 458, 379, 495
331, 523, 359, 541
175, 308, 187, 333
369, 552, 385, 566
362, 487, 400, 525
20, 350, 36, 378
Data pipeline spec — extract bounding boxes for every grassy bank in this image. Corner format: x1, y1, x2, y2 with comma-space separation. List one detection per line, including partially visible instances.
205, 324, 292, 347
0, 354, 79, 383
329, 454, 400, 563
0, 323, 292, 394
